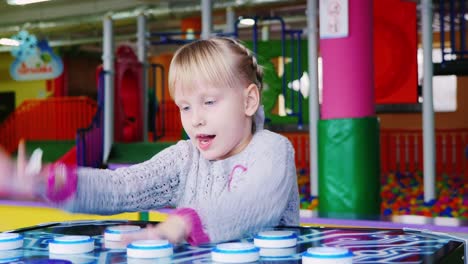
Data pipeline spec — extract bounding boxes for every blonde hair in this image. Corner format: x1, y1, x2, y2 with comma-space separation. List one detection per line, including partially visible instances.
168, 37, 263, 98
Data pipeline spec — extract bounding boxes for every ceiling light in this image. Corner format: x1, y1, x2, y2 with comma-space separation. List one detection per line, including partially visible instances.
7, 0, 51, 5
239, 18, 255, 27
0, 38, 20, 46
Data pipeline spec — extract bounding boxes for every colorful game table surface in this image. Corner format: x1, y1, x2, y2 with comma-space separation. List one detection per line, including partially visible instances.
1, 220, 465, 263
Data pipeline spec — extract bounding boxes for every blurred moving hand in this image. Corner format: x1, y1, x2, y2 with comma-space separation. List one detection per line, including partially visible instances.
0, 140, 47, 200
121, 215, 188, 245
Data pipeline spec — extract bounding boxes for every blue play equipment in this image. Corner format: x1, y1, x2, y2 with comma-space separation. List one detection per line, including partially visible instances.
234, 16, 305, 128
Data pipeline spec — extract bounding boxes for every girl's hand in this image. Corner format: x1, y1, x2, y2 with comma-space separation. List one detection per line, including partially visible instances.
0, 146, 15, 197
0, 140, 47, 199
121, 216, 189, 245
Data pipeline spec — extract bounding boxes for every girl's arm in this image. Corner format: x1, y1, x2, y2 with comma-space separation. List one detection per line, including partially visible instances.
55, 140, 193, 215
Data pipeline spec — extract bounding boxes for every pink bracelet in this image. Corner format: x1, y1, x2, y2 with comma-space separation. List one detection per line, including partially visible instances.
46, 162, 78, 203
173, 208, 210, 246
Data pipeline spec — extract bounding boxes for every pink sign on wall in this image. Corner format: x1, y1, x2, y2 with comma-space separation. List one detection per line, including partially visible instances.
319, 0, 349, 39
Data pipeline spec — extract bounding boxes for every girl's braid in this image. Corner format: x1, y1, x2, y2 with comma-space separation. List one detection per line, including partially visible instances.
223, 37, 264, 92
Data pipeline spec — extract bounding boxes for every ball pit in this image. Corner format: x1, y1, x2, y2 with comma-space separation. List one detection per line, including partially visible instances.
298, 170, 468, 220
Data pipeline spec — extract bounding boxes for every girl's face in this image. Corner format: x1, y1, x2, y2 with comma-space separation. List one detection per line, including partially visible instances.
174, 81, 255, 160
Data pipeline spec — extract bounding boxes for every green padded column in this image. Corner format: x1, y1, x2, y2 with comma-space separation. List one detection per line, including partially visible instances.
318, 117, 381, 219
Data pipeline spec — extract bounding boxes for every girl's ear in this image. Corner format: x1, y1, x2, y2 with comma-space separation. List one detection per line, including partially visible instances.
244, 83, 260, 117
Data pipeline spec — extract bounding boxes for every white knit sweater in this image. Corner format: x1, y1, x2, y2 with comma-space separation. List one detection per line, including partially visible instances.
64, 129, 299, 243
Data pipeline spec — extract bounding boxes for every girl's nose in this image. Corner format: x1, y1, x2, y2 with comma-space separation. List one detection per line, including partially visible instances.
191, 111, 206, 127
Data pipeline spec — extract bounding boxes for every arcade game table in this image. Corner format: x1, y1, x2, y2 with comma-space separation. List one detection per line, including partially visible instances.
1, 220, 465, 263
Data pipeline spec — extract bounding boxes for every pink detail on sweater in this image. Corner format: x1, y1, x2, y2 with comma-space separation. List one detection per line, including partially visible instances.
227, 164, 247, 191
173, 208, 210, 246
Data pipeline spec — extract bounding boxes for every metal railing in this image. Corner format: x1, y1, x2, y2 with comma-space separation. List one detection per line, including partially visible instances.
439, 0, 468, 63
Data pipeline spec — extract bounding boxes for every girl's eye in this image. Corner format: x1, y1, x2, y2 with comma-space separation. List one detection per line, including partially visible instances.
205, 100, 215, 106
181, 106, 190, 112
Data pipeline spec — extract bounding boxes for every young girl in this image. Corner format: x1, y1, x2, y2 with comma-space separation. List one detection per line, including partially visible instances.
0, 37, 299, 245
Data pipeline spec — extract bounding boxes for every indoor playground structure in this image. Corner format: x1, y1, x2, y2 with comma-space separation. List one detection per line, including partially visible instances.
0, 0, 467, 231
